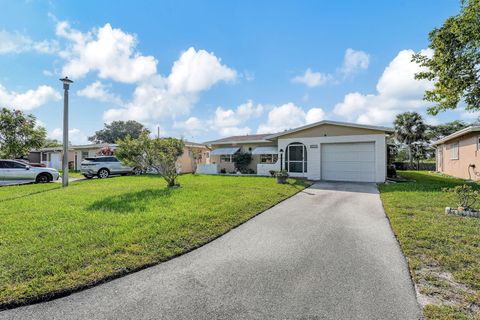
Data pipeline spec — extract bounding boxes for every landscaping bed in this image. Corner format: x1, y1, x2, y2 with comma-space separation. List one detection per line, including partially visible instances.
379, 171, 480, 320
0, 174, 308, 308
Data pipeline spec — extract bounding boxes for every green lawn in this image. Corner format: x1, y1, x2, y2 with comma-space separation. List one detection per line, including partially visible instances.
58, 170, 83, 178
379, 171, 480, 320
0, 174, 308, 308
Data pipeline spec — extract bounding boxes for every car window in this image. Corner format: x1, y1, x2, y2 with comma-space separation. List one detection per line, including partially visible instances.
108, 157, 119, 162
11, 161, 26, 169
0, 161, 6, 168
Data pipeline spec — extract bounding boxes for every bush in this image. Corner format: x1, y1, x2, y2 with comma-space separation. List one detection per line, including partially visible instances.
220, 168, 226, 174
443, 184, 479, 209
269, 170, 276, 177
239, 168, 255, 174
232, 152, 252, 172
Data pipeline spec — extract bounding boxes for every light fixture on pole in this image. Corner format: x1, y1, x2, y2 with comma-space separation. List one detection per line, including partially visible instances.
60, 76, 73, 188
279, 149, 284, 171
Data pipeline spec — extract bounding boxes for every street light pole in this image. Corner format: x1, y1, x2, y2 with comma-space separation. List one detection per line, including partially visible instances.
60, 77, 73, 188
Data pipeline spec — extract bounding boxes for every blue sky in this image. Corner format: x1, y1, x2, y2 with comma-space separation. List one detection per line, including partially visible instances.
0, 0, 468, 144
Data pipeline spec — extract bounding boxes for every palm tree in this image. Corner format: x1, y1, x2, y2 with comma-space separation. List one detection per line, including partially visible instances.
394, 112, 427, 168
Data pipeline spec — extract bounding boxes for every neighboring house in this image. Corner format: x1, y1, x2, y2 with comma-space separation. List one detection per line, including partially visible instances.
201, 120, 393, 182
30, 141, 209, 173
177, 141, 210, 173
30, 144, 118, 170
433, 126, 480, 181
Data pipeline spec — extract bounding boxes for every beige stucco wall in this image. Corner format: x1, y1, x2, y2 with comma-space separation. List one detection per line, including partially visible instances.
177, 146, 210, 173
437, 132, 480, 180
277, 124, 385, 139
210, 143, 276, 173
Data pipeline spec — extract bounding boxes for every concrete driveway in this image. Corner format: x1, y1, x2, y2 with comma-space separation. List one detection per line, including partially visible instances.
0, 182, 421, 320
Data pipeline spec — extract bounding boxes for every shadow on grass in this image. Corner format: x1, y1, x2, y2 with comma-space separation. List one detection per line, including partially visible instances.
0, 183, 80, 203
88, 188, 174, 213
380, 171, 479, 193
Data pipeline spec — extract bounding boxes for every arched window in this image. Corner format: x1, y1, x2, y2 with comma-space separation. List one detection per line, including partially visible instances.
285, 142, 307, 173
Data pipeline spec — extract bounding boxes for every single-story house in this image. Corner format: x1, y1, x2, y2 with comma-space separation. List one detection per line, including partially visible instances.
200, 120, 393, 182
433, 126, 480, 181
177, 141, 210, 173
30, 141, 210, 173
30, 144, 117, 170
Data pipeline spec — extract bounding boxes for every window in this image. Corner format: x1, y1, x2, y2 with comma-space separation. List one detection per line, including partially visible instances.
220, 155, 232, 162
41, 153, 47, 161
0, 161, 6, 168
450, 142, 459, 160
1, 161, 25, 169
81, 151, 89, 159
260, 154, 278, 163
477, 137, 480, 150
285, 143, 307, 173
206, 152, 209, 158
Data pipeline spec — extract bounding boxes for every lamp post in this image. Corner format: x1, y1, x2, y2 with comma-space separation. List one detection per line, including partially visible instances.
60, 76, 73, 188
279, 149, 284, 171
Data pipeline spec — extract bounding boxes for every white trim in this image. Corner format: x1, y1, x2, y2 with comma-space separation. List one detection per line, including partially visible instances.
265, 120, 393, 139
432, 126, 480, 145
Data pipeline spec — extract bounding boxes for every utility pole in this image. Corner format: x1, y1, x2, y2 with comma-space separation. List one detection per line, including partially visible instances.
60, 76, 73, 188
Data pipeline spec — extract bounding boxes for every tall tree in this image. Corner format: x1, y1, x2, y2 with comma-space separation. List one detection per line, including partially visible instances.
0, 108, 46, 159
393, 112, 427, 167
413, 0, 480, 115
88, 120, 150, 143
426, 120, 469, 141
116, 132, 185, 187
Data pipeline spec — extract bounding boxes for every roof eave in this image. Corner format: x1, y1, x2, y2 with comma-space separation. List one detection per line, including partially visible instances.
264, 120, 394, 139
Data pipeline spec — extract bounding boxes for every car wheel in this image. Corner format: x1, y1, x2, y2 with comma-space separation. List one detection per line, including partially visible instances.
36, 173, 50, 184
97, 169, 110, 179
133, 167, 142, 175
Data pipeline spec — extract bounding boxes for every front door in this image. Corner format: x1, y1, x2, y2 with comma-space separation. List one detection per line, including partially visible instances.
286, 143, 307, 176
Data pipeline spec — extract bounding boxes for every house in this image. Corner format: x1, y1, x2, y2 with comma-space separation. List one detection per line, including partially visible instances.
433, 126, 480, 181
30, 144, 117, 170
200, 120, 393, 182
30, 141, 209, 173
177, 141, 210, 173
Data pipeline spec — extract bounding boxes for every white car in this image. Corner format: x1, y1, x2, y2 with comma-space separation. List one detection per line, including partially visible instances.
0, 159, 60, 184
81, 156, 139, 179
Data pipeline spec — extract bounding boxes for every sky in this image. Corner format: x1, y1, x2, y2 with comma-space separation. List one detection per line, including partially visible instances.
0, 0, 471, 144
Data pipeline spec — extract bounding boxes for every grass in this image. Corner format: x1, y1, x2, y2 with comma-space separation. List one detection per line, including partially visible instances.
58, 170, 83, 178
0, 174, 309, 308
379, 171, 480, 320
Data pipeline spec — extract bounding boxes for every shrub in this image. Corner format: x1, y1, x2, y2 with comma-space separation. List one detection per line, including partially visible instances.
232, 152, 252, 172
220, 168, 226, 174
443, 184, 479, 209
269, 170, 276, 177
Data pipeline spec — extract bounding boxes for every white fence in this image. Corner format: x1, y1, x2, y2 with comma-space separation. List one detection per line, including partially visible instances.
257, 162, 280, 176
196, 164, 219, 175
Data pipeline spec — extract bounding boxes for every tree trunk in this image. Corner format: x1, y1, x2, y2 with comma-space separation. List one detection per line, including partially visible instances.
408, 145, 413, 169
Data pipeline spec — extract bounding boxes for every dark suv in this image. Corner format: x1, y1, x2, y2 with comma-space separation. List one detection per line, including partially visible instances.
80, 156, 139, 179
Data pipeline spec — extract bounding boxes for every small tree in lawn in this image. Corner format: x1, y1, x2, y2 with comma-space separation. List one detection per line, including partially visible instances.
116, 133, 185, 187
0, 108, 46, 159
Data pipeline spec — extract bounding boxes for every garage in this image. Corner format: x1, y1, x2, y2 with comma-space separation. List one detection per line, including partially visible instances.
321, 142, 376, 182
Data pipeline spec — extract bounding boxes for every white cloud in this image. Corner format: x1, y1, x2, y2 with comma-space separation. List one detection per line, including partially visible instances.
340, 48, 370, 76
257, 103, 325, 133
104, 47, 237, 123
56, 22, 158, 83
305, 108, 326, 124
291, 68, 332, 87
173, 100, 261, 138
167, 47, 236, 94
49, 127, 88, 145
333, 49, 434, 125
0, 30, 58, 54
77, 81, 122, 104
0, 84, 61, 110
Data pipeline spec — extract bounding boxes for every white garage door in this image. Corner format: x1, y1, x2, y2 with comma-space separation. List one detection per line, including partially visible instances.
321, 142, 375, 182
